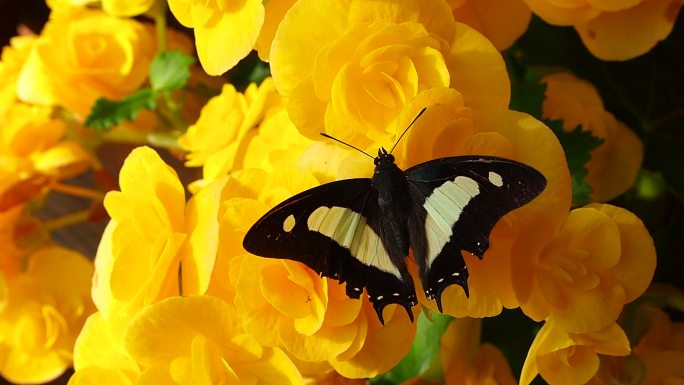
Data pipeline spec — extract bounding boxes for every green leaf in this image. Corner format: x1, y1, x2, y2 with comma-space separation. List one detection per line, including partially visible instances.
549, 121, 604, 206
85, 88, 156, 130
506, 56, 545, 119
149, 50, 196, 92
371, 312, 452, 384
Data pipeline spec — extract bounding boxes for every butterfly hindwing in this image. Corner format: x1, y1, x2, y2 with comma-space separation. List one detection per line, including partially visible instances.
405, 156, 547, 310
242, 179, 416, 323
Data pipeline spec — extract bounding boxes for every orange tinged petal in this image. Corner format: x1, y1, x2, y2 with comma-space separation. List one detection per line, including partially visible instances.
524, 0, 600, 25
450, 0, 532, 50
576, 0, 683, 60
586, 204, 656, 303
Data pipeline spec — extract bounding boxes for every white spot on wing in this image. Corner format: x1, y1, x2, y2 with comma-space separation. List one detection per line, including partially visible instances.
488, 171, 504, 187
283, 214, 296, 232
423, 176, 480, 265
307, 206, 401, 278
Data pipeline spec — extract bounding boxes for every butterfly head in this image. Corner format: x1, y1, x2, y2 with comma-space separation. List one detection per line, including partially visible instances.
374, 147, 396, 168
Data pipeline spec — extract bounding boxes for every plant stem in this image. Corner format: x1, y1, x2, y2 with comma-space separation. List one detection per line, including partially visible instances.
43, 210, 92, 232
153, 0, 168, 52
51, 182, 106, 201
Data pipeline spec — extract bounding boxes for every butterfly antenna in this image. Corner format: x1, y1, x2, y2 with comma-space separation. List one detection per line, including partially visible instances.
389, 107, 427, 155
320, 133, 374, 159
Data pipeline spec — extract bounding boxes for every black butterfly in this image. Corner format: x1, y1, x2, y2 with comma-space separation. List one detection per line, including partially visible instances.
243, 113, 546, 324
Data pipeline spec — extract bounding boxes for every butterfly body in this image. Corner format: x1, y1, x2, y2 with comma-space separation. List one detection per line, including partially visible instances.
243, 151, 546, 324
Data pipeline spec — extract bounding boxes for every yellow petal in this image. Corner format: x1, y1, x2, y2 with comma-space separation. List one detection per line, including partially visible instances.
450, 0, 532, 50
68, 367, 135, 385
193, 0, 264, 75
182, 178, 226, 295
72, 313, 139, 374
576, 0, 682, 60
254, 0, 298, 61
524, 0, 600, 25
586, 204, 656, 303
270, 0, 354, 95
330, 302, 416, 378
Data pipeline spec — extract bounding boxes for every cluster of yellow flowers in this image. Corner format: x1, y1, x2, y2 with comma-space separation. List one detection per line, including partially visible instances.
0, 0, 680, 384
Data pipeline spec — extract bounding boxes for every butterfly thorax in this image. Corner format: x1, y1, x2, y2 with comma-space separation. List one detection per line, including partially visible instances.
371, 148, 412, 261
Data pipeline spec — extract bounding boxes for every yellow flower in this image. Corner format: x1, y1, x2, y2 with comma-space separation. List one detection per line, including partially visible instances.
0, 246, 94, 384
271, 0, 509, 148
0, 103, 91, 210
447, 0, 532, 50
123, 295, 303, 385
440, 318, 516, 385
168, 0, 264, 75
520, 319, 631, 385
524, 0, 683, 60
391, 88, 570, 318
0, 35, 36, 118
542, 72, 643, 202
17, 7, 155, 117
218, 167, 416, 378
94, 146, 221, 326
179, 78, 313, 187
511, 204, 656, 333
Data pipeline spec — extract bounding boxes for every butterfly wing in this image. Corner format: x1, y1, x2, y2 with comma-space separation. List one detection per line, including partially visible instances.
405, 156, 547, 311
242, 178, 416, 324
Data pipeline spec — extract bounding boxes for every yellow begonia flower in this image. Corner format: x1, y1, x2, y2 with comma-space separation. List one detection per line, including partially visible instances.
440, 318, 516, 385
17, 7, 155, 117
179, 78, 313, 186
271, 0, 509, 148
543, 73, 643, 202
123, 295, 303, 385
512, 204, 656, 333
447, 0, 532, 50
218, 167, 415, 378
0, 103, 91, 210
391, 88, 569, 317
520, 319, 631, 385
524, 0, 683, 60
0, 246, 94, 384
94, 146, 221, 327
167, 0, 264, 75
0, 36, 36, 118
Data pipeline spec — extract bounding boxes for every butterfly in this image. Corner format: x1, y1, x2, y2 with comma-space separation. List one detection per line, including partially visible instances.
242, 110, 547, 324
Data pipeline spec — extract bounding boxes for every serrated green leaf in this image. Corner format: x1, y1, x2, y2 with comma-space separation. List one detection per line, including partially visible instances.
149, 50, 196, 92
371, 312, 452, 385
506, 55, 546, 118
552, 124, 604, 206
85, 88, 156, 130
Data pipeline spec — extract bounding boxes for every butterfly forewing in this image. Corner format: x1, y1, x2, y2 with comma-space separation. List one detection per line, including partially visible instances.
405, 156, 547, 310
242, 178, 417, 324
